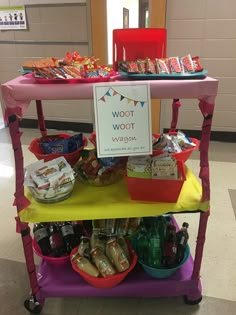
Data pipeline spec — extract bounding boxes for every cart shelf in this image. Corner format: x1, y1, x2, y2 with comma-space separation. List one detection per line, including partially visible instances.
37, 254, 200, 300
20, 166, 209, 223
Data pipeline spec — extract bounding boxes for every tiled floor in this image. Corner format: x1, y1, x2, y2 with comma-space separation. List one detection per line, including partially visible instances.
0, 126, 236, 314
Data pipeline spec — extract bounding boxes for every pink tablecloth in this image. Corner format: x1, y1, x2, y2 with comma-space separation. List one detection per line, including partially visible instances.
1, 74, 218, 118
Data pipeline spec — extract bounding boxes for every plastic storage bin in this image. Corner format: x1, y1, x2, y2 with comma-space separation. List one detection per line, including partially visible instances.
113, 28, 167, 71
125, 160, 186, 203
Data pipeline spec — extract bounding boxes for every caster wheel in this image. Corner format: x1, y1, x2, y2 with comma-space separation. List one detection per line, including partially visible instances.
184, 295, 202, 305
24, 295, 43, 314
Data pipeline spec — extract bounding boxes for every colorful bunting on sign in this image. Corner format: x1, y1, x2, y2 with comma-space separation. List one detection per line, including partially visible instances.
98, 87, 146, 107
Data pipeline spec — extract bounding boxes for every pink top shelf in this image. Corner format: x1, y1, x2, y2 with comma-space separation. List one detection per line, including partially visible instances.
1, 75, 218, 118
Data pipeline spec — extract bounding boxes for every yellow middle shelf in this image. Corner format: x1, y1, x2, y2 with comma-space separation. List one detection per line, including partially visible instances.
19, 166, 209, 223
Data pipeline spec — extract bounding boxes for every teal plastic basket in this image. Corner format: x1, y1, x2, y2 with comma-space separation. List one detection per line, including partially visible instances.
140, 245, 190, 279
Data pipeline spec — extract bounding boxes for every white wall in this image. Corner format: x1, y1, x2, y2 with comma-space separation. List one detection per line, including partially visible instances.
106, 0, 139, 64
161, 0, 236, 132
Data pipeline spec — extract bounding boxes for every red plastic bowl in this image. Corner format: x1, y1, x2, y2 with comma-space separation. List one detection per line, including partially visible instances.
28, 133, 87, 166
152, 133, 199, 162
32, 238, 69, 265
70, 242, 137, 288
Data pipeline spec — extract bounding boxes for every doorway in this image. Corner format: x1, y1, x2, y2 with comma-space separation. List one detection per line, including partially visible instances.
90, 0, 167, 133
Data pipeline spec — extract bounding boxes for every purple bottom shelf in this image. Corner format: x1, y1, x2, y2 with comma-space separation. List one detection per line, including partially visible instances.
37, 255, 202, 302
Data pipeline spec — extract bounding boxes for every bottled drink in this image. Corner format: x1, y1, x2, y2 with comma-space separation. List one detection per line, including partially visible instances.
33, 223, 52, 256
90, 247, 116, 277
60, 222, 78, 254
82, 220, 93, 236
49, 224, 66, 257
90, 228, 106, 253
176, 222, 189, 264
147, 223, 162, 268
162, 225, 177, 268
156, 216, 166, 251
134, 221, 149, 264
106, 238, 130, 272
72, 221, 84, 245
71, 251, 100, 277
117, 235, 131, 262
78, 236, 91, 260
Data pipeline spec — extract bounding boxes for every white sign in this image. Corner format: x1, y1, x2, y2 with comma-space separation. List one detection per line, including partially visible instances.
0, 6, 27, 30
93, 82, 152, 158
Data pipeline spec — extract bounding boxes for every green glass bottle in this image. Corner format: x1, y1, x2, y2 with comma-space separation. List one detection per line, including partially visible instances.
147, 223, 162, 268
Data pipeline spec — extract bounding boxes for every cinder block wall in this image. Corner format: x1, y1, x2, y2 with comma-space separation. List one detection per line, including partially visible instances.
161, 0, 236, 133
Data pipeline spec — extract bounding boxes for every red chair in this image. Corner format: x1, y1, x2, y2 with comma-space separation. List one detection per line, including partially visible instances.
112, 28, 167, 71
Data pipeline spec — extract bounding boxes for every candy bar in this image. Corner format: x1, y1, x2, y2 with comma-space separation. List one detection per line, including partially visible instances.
146, 58, 157, 74
168, 57, 182, 73
127, 61, 140, 73
181, 54, 194, 72
157, 59, 170, 74
192, 56, 203, 72
137, 59, 146, 74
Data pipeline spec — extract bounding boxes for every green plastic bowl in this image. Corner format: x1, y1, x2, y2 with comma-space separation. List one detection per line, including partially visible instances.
140, 245, 190, 279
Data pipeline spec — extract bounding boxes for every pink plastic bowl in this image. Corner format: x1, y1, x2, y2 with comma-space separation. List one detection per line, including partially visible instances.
32, 238, 69, 265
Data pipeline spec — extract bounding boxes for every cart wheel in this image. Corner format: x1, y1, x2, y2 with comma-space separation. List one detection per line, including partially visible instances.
183, 295, 202, 305
24, 295, 43, 314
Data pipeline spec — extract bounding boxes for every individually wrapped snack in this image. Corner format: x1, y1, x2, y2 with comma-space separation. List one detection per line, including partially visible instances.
127, 155, 152, 179
152, 134, 170, 151
41, 138, 69, 154
98, 157, 121, 167
168, 57, 182, 73
146, 58, 157, 74
192, 56, 203, 72
40, 133, 83, 155
127, 61, 140, 73
97, 68, 109, 77
152, 154, 178, 180
68, 133, 83, 152
47, 67, 65, 79
137, 59, 146, 74
177, 130, 196, 149
157, 58, 170, 74
169, 136, 182, 153
118, 61, 128, 72
30, 164, 59, 189
86, 70, 99, 78
181, 54, 194, 72
25, 157, 75, 202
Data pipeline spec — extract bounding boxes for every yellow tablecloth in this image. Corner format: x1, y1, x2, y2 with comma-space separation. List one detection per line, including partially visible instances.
20, 167, 209, 223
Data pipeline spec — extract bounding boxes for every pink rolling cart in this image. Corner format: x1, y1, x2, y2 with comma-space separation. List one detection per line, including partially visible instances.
0, 29, 218, 313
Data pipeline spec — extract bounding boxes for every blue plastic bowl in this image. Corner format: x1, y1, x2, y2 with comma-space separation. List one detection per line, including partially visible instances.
140, 245, 190, 279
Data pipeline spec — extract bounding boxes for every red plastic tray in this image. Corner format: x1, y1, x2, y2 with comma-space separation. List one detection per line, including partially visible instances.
125, 160, 186, 203
30, 72, 120, 84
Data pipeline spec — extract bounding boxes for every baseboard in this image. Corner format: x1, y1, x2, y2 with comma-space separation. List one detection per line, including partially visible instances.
19, 119, 93, 134
163, 128, 236, 143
